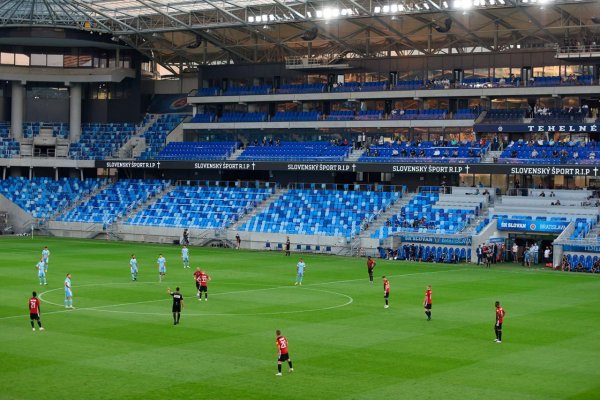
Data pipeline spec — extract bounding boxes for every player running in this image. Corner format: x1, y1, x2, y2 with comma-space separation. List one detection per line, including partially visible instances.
295, 258, 306, 286
157, 254, 166, 282
424, 285, 432, 320
129, 255, 138, 281
36, 258, 47, 285
193, 267, 202, 298
275, 330, 293, 376
367, 256, 376, 283
494, 301, 506, 343
64, 273, 73, 309
181, 245, 190, 269
28, 291, 44, 331
41, 246, 50, 270
383, 276, 390, 309
198, 270, 211, 301
167, 287, 184, 325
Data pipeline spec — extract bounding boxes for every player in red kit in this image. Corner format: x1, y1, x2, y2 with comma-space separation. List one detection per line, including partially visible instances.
193, 267, 202, 298
275, 329, 293, 376
198, 270, 211, 301
28, 291, 44, 331
383, 276, 390, 309
424, 285, 432, 320
494, 301, 506, 343
367, 256, 376, 283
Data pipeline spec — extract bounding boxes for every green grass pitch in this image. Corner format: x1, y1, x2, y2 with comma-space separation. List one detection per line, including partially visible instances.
1, 236, 600, 400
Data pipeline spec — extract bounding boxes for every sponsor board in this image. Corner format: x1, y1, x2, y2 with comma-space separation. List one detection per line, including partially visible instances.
497, 218, 569, 233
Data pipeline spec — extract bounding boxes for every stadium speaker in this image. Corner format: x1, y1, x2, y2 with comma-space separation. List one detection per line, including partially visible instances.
592, 17, 600, 24
186, 36, 203, 49
433, 18, 452, 33
301, 27, 318, 41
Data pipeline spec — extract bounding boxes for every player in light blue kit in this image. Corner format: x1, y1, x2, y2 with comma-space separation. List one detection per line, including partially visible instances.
295, 258, 306, 286
36, 258, 47, 285
181, 245, 190, 269
64, 273, 73, 309
41, 246, 50, 270
157, 254, 166, 282
129, 254, 138, 281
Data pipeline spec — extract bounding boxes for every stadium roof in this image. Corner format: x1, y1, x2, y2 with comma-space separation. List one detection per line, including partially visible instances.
0, 0, 599, 69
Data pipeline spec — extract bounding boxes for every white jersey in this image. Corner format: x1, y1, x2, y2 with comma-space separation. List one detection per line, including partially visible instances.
130, 258, 138, 271
182, 248, 189, 260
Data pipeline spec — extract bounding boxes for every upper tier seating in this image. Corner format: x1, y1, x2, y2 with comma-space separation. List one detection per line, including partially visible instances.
460, 77, 521, 88
360, 141, 487, 163
499, 141, 600, 164
277, 83, 326, 94
69, 122, 136, 160
198, 87, 220, 96
239, 188, 399, 237
531, 107, 587, 124
361, 81, 388, 91
327, 110, 355, 121
157, 142, 238, 160
0, 123, 19, 158
224, 85, 271, 96
219, 112, 268, 123
390, 109, 447, 120
373, 192, 480, 239
272, 111, 321, 122
125, 185, 272, 229
56, 179, 169, 224
137, 114, 188, 160
23, 122, 69, 138
482, 109, 527, 123
333, 82, 361, 92
394, 80, 425, 90
238, 141, 351, 161
0, 177, 105, 219
454, 108, 479, 119
190, 113, 215, 123
356, 110, 384, 120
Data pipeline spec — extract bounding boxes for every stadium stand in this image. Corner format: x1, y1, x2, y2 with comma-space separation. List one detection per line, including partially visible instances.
157, 142, 238, 160
69, 122, 136, 160
359, 141, 487, 163
271, 111, 321, 121
239, 188, 399, 237
190, 113, 215, 123
0, 177, 106, 219
23, 122, 69, 138
219, 112, 268, 123
0, 123, 19, 158
482, 108, 527, 123
137, 114, 188, 160
56, 179, 169, 225
125, 185, 273, 229
498, 140, 600, 164
238, 141, 351, 161
223, 85, 271, 96
277, 83, 326, 94
372, 192, 483, 239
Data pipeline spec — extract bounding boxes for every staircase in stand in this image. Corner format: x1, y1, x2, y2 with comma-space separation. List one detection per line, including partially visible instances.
346, 148, 364, 162
228, 147, 245, 160
359, 192, 417, 239
482, 150, 502, 163
50, 179, 115, 222
118, 114, 157, 159
229, 187, 286, 231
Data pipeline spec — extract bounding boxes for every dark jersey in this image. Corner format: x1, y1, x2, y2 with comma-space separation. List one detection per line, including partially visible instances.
171, 292, 183, 308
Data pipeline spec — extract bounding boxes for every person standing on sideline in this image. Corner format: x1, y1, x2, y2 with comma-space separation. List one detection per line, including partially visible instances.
367, 256, 376, 283
544, 246, 552, 266
157, 254, 166, 282
167, 287, 184, 325
181, 245, 190, 269
512, 242, 518, 263
295, 258, 306, 286
193, 267, 202, 298
476, 245, 483, 266
129, 254, 138, 281
198, 270, 211, 301
29, 291, 44, 331
424, 285, 432, 321
275, 330, 293, 376
492, 244, 498, 264
36, 258, 47, 285
64, 273, 73, 309
41, 246, 50, 270
532, 242, 539, 265
285, 237, 291, 256
236, 233, 241, 250
494, 301, 506, 343
383, 276, 390, 309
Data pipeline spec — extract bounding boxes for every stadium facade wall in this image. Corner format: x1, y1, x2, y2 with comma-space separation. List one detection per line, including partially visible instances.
470, 219, 502, 263
0, 193, 34, 234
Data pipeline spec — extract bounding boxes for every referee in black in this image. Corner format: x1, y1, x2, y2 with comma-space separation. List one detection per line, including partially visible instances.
167, 287, 184, 325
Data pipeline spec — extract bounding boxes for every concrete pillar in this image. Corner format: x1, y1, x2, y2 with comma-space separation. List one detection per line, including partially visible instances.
29, 167, 33, 180
11, 81, 24, 139
2, 167, 6, 180
69, 83, 82, 141
54, 168, 59, 181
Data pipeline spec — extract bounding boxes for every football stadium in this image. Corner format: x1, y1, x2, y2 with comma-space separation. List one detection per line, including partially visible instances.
1, 0, 600, 398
